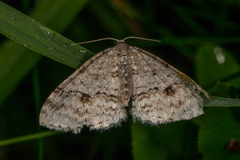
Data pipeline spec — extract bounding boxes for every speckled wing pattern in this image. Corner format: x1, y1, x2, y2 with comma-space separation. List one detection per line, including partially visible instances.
40, 40, 210, 133
129, 46, 209, 124
40, 47, 127, 133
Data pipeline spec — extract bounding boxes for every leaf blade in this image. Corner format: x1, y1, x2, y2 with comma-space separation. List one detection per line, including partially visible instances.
0, 0, 92, 106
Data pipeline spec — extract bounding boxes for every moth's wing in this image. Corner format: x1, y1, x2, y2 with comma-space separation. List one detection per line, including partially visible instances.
129, 46, 210, 125
40, 48, 127, 133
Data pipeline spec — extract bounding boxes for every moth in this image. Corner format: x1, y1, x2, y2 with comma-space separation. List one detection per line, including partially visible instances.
40, 37, 210, 133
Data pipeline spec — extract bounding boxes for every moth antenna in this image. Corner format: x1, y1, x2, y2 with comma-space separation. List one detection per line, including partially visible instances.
71, 38, 118, 45
123, 36, 161, 43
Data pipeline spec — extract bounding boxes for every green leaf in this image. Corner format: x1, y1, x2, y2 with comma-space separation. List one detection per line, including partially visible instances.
203, 82, 240, 107
132, 121, 200, 160
0, 131, 61, 147
195, 44, 240, 159
203, 96, 240, 107
195, 43, 240, 88
198, 108, 240, 160
0, 0, 92, 106
0, 1, 93, 68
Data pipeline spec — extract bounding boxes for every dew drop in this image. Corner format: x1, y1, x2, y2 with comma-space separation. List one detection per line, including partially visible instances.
214, 47, 225, 64
63, 44, 68, 47
11, 17, 15, 20
24, 44, 29, 47
79, 50, 86, 53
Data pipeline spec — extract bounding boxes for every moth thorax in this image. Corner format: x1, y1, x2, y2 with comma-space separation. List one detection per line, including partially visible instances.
117, 48, 133, 106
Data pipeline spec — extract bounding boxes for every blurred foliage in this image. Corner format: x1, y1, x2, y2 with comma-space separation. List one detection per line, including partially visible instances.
0, 0, 240, 160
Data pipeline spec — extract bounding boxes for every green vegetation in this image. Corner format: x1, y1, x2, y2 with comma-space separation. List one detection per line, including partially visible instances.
0, 0, 240, 159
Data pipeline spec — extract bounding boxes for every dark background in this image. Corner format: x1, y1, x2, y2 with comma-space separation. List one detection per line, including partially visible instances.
0, 0, 240, 160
